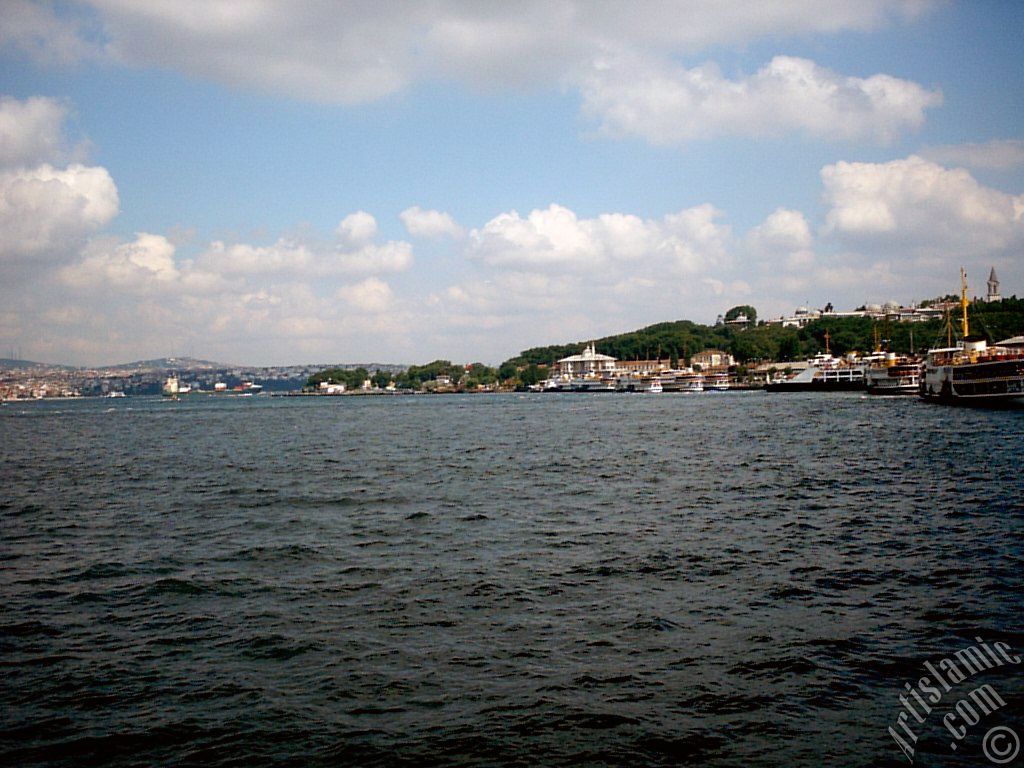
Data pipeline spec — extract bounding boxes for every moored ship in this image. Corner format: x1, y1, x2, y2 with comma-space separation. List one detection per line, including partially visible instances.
864, 353, 921, 395
920, 270, 1024, 406
765, 337, 865, 392
704, 372, 730, 391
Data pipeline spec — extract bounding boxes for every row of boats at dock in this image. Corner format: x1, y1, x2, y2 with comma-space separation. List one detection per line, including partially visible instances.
769, 271, 1024, 405
535, 370, 731, 394
538, 271, 1024, 406
537, 335, 1024, 405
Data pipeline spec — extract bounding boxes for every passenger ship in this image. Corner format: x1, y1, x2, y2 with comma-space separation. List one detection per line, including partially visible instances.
864, 353, 921, 395
920, 270, 1024, 405
765, 334, 865, 392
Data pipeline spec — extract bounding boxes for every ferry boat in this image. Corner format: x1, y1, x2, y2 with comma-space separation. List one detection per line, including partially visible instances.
920, 270, 1024, 405
674, 371, 704, 393
864, 353, 921, 395
542, 376, 617, 392
704, 372, 730, 391
765, 337, 865, 392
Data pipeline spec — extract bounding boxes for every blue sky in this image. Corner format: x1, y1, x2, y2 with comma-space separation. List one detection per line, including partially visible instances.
1, 1, 1022, 366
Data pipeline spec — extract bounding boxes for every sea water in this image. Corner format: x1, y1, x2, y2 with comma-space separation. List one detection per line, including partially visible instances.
2, 393, 1022, 766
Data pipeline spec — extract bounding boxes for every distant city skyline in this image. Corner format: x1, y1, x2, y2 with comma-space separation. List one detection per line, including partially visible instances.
1, 1, 1022, 366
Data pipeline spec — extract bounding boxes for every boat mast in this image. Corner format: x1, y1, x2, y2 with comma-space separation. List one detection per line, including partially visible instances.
960, 267, 970, 339
824, 330, 831, 356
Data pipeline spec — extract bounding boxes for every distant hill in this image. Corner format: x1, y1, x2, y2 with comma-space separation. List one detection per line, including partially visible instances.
0, 358, 59, 369
502, 297, 1024, 368
102, 357, 230, 371
313, 362, 408, 374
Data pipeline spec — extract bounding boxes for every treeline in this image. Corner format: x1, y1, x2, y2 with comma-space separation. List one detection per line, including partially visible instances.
506, 320, 736, 368
306, 360, 502, 391
307, 367, 383, 390
307, 298, 1024, 391
502, 297, 1024, 370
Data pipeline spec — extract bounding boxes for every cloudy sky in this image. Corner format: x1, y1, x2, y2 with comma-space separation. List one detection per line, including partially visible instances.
1, 1, 1022, 366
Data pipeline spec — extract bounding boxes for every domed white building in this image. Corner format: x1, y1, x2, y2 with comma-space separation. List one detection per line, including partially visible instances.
557, 343, 617, 378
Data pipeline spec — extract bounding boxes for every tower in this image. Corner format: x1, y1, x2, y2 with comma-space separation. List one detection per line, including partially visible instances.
987, 267, 1001, 303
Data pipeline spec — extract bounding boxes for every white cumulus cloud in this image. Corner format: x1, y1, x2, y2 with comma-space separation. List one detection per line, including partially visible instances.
467, 203, 730, 273
336, 210, 378, 245
580, 54, 941, 145
197, 215, 412, 278
0, 162, 119, 263
337, 277, 394, 313
821, 155, 1024, 251
0, 95, 71, 167
747, 208, 815, 270
0, 95, 119, 284
400, 206, 464, 239
62, 232, 179, 289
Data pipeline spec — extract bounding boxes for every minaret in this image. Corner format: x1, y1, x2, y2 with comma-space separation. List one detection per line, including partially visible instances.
987, 267, 1001, 303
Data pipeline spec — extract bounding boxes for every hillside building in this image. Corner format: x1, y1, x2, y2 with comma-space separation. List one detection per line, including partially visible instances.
987, 267, 1001, 302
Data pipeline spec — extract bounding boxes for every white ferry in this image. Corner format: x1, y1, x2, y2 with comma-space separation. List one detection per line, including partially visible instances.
704, 372, 730, 391
765, 349, 865, 392
864, 353, 921, 395
920, 270, 1024, 405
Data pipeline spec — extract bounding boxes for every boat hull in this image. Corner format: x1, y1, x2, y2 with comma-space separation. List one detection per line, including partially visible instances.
920, 357, 1024, 406
866, 383, 919, 395
765, 379, 864, 392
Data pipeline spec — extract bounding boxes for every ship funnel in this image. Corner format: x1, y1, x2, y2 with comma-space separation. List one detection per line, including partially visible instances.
963, 336, 987, 354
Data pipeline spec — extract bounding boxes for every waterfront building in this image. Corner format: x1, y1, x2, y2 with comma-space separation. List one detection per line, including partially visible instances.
557, 343, 617, 378
691, 349, 734, 370
616, 358, 671, 376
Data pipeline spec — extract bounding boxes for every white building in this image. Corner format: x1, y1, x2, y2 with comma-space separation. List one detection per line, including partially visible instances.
780, 306, 821, 327
691, 349, 734, 370
558, 343, 617, 378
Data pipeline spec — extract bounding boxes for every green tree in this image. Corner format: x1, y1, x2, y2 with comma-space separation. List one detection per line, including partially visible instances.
527, 364, 544, 386
497, 361, 518, 382
725, 305, 757, 324
777, 333, 802, 362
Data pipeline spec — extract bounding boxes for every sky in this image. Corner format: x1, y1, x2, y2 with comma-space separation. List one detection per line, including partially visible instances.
1, 1, 1023, 367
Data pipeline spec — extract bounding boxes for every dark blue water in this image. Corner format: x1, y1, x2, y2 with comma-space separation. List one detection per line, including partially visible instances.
2, 393, 1022, 767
